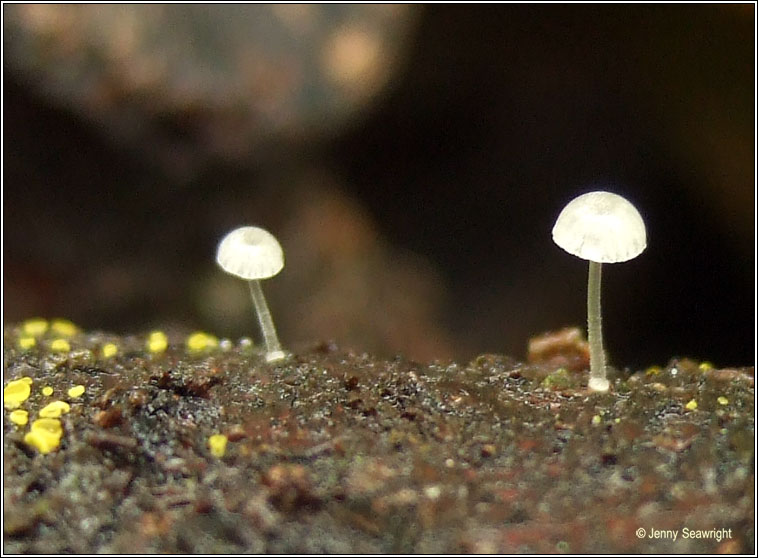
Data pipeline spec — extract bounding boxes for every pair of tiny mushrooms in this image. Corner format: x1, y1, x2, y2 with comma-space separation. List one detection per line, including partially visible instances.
217, 190, 646, 392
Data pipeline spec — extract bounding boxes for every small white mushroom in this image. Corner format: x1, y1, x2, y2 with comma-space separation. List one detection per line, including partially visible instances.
216, 226, 287, 362
552, 191, 647, 391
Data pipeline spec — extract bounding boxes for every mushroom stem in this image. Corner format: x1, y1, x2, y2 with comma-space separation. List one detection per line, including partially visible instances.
247, 280, 285, 362
587, 260, 609, 391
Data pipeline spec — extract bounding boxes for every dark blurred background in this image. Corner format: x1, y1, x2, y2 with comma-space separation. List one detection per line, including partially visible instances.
3, 4, 754, 368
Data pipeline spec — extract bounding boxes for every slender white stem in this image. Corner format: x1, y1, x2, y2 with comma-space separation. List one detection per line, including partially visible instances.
587, 261, 609, 391
248, 280, 285, 362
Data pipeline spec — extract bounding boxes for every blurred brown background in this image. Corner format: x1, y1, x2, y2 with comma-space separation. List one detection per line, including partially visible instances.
3, 4, 754, 368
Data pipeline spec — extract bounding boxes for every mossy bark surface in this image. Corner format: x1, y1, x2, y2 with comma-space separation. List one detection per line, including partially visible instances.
3, 325, 754, 553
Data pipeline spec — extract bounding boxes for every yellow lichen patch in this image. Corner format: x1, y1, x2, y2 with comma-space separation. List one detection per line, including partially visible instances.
9, 409, 29, 426
17, 336, 36, 350
50, 338, 71, 353
645, 365, 662, 376
591, 415, 602, 426
717, 396, 729, 406
42, 386, 54, 396
31, 417, 63, 436
39, 400, 71, 418
208, 434, 228, 458
186, 331, 219, 353
24, 430, 61, 454
4, 379, 32, 409
50, 318, 80, 337
685, 399, 698, 411
20, 377, 34, 385
21, 318, 48, 337
67, 385, 86, 398
147, 331, 168, 354
24, 418, 64, 454
101, 343, 118, 358
698, 361, 714, 371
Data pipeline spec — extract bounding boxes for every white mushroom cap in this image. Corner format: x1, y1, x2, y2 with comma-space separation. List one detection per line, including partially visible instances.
552, 191, 647, 263
216, 226, 284, 280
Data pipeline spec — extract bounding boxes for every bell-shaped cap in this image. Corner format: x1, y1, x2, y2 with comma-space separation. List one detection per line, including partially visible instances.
216, 226, 284, 280
552, 191, 647, 263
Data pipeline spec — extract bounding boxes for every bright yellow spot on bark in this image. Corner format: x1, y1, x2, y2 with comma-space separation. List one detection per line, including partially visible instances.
4, 379, 32, 409
18, 336, 36, 350
186, 331, 219, 353
685, 399, 698, 411
698, 361, 714, 371
591, 415, 602, 425
24, 430, 60, 454
32, 417, 64, 436
208, 434, 228, 458
50, 318, 79, 337
147, 331, 168, 354
22, 318, 48, 337
39, 400, 71, 418
20, 377, 33, 385
9, 409, 29, 426
42, 386, 54, 396
24, 418, 64, 454
717, 396, 729, 405
101, 343, 118, 358
50, 339, 71, 353
67, 385, 85, 398
645, 366, 662, 376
